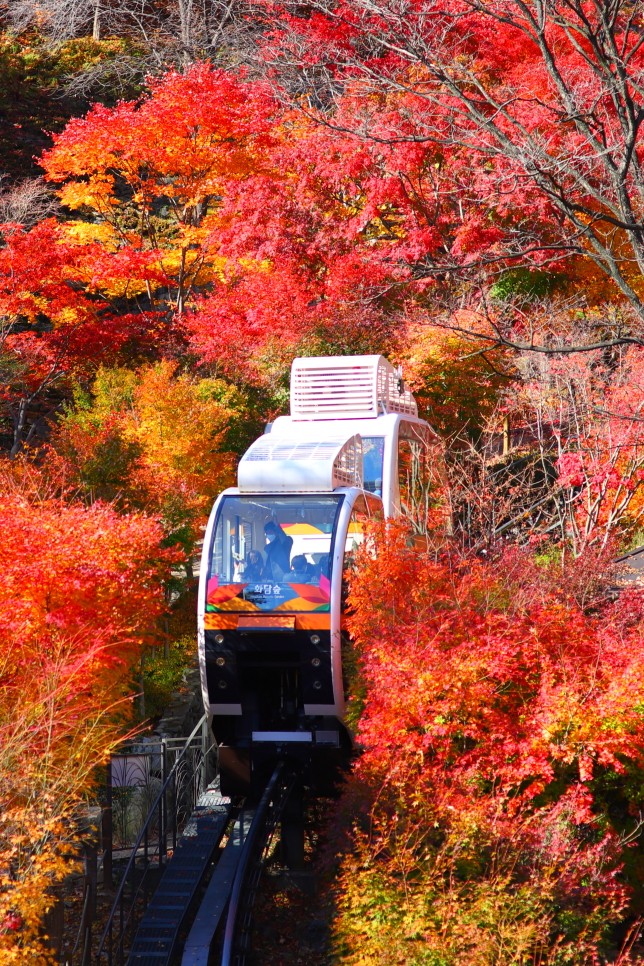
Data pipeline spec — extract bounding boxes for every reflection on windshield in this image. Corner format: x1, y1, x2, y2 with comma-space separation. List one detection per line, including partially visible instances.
206, 495, 343, 613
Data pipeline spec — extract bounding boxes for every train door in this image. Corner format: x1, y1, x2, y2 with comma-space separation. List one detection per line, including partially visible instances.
341, 491, 382, 581
339, 492, 383, 703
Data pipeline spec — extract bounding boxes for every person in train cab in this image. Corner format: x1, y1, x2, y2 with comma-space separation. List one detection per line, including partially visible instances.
289, 554, 311, 583
315, 553, 330, 579
262, 521, 293, 578
243, 548, 264, 582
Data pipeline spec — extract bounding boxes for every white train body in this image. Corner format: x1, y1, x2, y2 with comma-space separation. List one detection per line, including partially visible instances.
197, 355, 435, 793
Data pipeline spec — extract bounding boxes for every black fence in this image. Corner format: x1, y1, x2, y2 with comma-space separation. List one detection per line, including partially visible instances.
65, 715, 212, 966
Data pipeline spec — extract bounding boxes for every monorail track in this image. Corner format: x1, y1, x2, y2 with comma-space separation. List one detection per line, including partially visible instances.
126, 760, 300, 966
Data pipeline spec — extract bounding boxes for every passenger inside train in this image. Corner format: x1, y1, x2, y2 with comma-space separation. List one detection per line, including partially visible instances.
289, 554, 312, 582
243, 548, 264, 581
263, 521, 293, 578
206, 494, 342, 613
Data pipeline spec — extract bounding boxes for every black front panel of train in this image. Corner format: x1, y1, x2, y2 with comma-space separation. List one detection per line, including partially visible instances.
204, 628, 334, 719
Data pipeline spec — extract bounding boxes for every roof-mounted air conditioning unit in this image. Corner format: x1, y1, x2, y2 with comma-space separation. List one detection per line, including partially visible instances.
290, 355, 418, 420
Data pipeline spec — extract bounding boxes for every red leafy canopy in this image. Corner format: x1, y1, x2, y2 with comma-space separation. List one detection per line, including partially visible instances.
0, 218, 166, 426
350, 524, 644, 801
0, 490, 174, 718
39, 64, 443, 378
0, 482, 177, 956
257, 0, 644, 301
346, 524, 644, 922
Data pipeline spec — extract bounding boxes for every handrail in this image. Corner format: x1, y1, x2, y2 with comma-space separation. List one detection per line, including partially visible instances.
97, 713, 210, 963
66, 880, 93, 966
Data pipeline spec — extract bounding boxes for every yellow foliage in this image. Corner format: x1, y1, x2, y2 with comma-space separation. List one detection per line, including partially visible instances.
0, 804, 80, 962
159, 246, 205, 276
95, 277, 152, 299
402, 320, 514, 437
64, 221, 119, 247
238, 256, 273, 273
52, 306, 81, 326
51, 362, 246, 549
123, 360, 236, 502
59, 176, 118, 212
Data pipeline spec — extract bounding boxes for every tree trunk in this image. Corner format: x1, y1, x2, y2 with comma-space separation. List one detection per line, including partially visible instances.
179, 0, 193, 63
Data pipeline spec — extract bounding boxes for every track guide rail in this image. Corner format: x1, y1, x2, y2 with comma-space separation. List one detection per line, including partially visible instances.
180, 806, 255, 965
127, 787, 232, 965
182, 761, 299, 965
221, 761, 298, 966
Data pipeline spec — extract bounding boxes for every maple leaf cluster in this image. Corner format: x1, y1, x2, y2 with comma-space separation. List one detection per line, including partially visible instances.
259, 0, 644, 304
46, 360, 245, 554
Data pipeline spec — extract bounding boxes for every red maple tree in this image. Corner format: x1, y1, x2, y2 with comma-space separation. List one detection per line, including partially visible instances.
0, 468, 175, 959
338, 521, 644, 962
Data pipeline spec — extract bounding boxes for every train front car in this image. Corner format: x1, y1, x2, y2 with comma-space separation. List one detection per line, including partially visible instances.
197, 355, 434, 795
198, 436, 381, 795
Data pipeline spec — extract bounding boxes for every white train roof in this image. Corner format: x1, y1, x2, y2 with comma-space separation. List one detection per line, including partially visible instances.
290, 354, 418, 420
238, 434, 363, 493
269, 411, 431, 442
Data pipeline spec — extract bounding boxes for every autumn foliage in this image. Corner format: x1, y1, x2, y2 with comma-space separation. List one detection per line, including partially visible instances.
0, 472, 173, 960
339, 523, 644, 963
5, 0, 644, 957
49, 360, 245, 552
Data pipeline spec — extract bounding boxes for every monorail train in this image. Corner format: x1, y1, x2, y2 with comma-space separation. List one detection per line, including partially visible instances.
197, 355, 435, 795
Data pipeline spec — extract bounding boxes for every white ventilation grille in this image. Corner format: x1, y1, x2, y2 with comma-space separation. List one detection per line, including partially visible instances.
245, 440, 341, 462
376, 360, 419, 416
238, 434, 363, 492
291, 355, 418, 420
333, 436, 362, 487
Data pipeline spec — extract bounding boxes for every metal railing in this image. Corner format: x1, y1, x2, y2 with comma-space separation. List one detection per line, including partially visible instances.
68, 880, 94, 966
95, 715, 211, 966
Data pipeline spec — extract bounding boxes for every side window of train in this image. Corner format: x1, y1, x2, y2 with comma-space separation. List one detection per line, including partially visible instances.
362, 436, 385, 496
342, 496, 378, 608
209, 502, 253, 582
398, 422, 432, 532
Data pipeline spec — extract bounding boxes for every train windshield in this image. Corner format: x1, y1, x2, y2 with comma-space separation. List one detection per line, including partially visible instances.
206, 495, 343, 614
